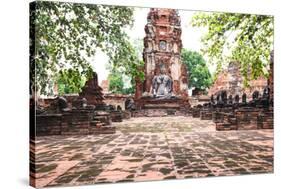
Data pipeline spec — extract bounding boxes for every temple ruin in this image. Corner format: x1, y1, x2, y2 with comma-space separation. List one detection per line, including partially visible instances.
208, 61, 268, 99
136, 8, 188, 98
134, 8, 190, 116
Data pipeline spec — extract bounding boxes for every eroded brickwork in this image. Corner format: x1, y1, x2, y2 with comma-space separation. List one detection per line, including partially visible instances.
79, 72, 105, 105
136, 8, 188, 98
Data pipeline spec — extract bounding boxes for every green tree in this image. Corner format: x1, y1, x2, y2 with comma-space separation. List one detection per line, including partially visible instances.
57, 69, 87, 95
106, 37, 144, 95
109, 38, 145, 86
30, 1, 135, 95
181, 49, 212, 90
191, 12, 273, 86
107, 68, 137, 95
108, 71, 124, 94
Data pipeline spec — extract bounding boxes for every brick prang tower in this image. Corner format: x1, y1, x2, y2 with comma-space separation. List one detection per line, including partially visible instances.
136, 8, 188, 99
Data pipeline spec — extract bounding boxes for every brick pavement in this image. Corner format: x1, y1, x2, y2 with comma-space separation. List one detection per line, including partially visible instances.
33, 116, 273, 187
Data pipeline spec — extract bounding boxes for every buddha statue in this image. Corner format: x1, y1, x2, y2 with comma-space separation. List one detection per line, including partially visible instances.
152, 64, 173, 99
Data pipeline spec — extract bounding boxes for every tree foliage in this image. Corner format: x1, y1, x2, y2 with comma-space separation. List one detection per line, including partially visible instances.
30, 1, 136, 95
191, 12, 273, 86
57, 69, 86, 95
108, 71, 124, 94
109, 37, 145, 84
108, 70, 136, 95
107, 37, 144, 95
181, 49, 212, 90
109, 40, 145, 82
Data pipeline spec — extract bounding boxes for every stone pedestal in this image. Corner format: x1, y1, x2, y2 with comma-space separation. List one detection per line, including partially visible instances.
213, 106, 273, 131
257, 107, 273, 129
191, 105, 202, 118
200, 109, 213, 120
110, 110, 123, 122
122, 110, 131, 119
61, 109, 92, 135
216, 112, 238, 131
133, 97, 189, 117
36, 107, 117, 136
235, 108, 260, 130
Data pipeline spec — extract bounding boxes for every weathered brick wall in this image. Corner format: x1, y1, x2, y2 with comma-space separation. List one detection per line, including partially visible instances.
36, 114, 62, 136
206, 106, 273, 131
36, 110, 92, 136
36, 109, 117, 136
61, 110, 92, 135
235, 108, 260, 130
103, 94, 131, 110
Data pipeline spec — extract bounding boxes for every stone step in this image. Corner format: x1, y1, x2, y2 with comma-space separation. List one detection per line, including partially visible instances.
143, 103, 182, 109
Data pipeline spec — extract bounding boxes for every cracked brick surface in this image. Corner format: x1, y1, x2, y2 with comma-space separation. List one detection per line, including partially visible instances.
34, 116, 273, 187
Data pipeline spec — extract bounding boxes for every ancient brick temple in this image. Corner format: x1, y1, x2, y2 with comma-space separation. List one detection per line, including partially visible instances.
135, 8, 188, 99
208, 61, 267, 98
133, 8, 189, 116
192, 53, 274, 131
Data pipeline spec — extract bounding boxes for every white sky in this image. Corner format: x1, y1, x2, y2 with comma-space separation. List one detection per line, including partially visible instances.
91, 8, 214, 84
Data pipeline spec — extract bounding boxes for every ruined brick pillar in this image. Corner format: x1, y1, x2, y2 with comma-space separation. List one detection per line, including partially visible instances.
139, 8, 188, 97
135, 78, 143, 100
268, 50, 274, 102
79, 72, 105, 105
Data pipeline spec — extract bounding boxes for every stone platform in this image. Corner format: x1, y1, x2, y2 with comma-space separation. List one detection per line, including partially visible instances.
134, 98, 189, 117
32, 116, 273, 188
36, 108, 116, 136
